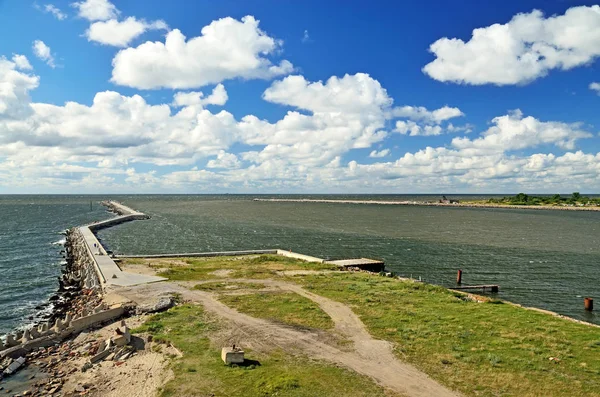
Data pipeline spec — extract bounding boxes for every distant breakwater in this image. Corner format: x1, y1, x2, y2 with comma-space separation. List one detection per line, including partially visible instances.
253, 198, 600, 211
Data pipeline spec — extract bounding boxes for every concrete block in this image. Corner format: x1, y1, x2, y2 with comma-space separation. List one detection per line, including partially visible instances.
21, 329, 31, 343
221, 347, 244, 364
29, 327, 40, 339
113, 335, 128, 347
90, 348, 111, 363
6, 334, 18, 347
53, 319, 64, 332
3, 356, 26, 375
70, 307, 125, 333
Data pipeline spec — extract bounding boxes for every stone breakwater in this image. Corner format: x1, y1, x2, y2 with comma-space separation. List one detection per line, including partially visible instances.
100, 200, 149, 218
253, 198, 600, 211
0, 227, 117, 360
0, 200, 166, 395
0, 204, 134, 386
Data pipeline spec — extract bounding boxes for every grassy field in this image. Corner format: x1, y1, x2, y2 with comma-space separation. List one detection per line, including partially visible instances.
128, 255, 600, 396
218, 291, 334, 330
123, 254, 336, 281
296, 273, 600, 397
133, 305, 391, 397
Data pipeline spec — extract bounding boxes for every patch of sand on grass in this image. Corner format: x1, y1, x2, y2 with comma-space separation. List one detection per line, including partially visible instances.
117, 263, 163, 277
209, 269, 233, 277
277, 269, 339, 276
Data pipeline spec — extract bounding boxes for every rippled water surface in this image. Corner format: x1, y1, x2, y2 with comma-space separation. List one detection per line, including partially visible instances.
2, 194, 599, 333
99, 195, 600, 325
0, 196, 106, 333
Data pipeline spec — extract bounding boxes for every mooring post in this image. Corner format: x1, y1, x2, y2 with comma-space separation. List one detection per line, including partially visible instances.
456, 269, 462, 285
585, 297, 594, 311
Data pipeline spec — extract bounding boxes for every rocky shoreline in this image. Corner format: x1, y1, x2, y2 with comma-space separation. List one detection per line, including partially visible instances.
0, 227, 110, 389
0, 201, 172, 396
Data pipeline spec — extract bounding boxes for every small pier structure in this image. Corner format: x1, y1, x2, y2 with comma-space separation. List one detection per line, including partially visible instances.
326, 258, 385, 272
451, 285, 499, 293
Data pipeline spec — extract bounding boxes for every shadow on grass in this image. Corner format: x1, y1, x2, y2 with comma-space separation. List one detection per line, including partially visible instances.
231, 358, 262, 368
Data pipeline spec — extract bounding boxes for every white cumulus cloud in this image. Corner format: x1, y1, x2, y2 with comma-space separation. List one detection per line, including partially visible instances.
369, 149, 390, 158
590, 82, 600, 94
451, 109, 592, 152
32, 40, 56, 68
206, 150, 241, 169
263, 73, 392, 113
392, 105, 463, 124
85, 17, 168, 47
36, 4, 67, 20
391, 105, 464, 136
423, 5, 600, 85
71, 0, 118, 21
1, 52, 598, 193
0, 57, 39, 120
11, 54, 32, 70
111, 16, 294, 89
172, 84, 228, 107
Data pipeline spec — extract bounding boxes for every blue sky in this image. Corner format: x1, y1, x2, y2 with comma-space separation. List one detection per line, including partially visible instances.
0, 0, 600, 193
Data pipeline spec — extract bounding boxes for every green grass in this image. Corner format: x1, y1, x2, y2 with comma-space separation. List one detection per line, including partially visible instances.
133, 304, 391, 397
130, 255, 600, 396
218, 291, 334, 330
122, 254, 337, 281
296, 272, 600, 397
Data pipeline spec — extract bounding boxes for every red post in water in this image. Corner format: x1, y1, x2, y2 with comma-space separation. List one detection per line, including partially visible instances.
456, 269, 462, 285
584, 297, 594, 311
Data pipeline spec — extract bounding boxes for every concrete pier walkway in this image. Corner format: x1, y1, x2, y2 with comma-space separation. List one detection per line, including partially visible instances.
79, 201, 166, 287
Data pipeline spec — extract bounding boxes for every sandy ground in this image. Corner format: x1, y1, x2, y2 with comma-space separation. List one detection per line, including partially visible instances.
114, 278, 460, 397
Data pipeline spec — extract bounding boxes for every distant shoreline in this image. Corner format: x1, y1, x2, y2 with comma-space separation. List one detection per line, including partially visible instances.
253, 198, 600, 211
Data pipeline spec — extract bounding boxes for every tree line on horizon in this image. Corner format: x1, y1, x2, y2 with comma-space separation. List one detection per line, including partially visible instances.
487, 192, 599, 206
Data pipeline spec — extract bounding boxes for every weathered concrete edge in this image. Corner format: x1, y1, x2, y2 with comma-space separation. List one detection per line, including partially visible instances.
117, 249, 279, 259
116, 249, 326, 263
0, 307, 126, 359
78, 227, 107, 284
117, 249, 378, 267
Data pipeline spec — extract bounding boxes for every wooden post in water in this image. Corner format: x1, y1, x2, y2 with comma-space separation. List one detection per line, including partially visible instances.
456, 269, 462, 285
585, 297, 594, 311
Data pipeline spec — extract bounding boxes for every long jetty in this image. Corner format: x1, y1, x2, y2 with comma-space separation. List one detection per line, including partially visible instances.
79, 201, 166, 287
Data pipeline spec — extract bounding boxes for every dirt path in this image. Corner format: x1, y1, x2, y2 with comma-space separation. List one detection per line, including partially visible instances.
115, 280, 459, 397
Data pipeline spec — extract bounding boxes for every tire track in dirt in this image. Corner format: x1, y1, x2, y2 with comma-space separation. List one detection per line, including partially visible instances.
116, 280, 459, 397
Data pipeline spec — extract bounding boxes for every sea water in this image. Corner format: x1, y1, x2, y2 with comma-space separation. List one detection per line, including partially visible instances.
1, 194, 598, 334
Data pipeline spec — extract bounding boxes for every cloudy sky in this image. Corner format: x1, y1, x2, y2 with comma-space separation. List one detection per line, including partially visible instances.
1, 0, 600, 193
